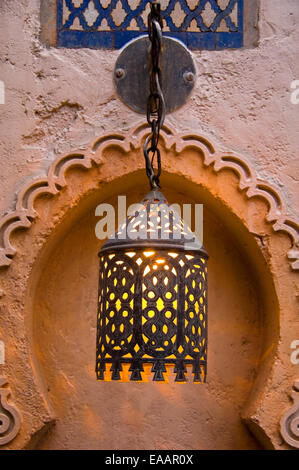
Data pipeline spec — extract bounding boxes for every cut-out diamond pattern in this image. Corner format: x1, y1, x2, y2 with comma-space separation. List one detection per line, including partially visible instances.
96, 189, 208, 383
57, 0, 243, 49
96, 250, 208, 382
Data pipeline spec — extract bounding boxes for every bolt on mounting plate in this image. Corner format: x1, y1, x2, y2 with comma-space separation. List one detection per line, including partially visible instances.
114, 36, 196, 114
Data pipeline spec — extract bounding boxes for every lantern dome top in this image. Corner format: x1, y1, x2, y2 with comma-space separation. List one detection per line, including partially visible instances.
99, 190, 208, 257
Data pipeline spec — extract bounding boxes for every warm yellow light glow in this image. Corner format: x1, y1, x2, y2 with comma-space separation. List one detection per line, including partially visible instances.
142, 335, 149, 346
157, 298, 164, 310
143, 251, 155, 257
144, 266, 150, 275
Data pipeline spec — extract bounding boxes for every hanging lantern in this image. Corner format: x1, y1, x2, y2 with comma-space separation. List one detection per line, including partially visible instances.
95, 2, 208, 383
96, 190, 208, 382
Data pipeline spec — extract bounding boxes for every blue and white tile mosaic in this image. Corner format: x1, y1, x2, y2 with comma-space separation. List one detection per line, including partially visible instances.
57, 0, 243, 49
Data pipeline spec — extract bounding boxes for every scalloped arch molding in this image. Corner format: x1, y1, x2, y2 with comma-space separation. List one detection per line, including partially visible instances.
0, 122, 298, 272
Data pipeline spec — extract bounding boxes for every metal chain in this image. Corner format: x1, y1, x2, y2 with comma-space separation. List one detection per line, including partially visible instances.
143, 1, 165, 190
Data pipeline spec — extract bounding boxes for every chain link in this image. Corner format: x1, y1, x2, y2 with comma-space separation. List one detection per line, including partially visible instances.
143, 1, 165, 190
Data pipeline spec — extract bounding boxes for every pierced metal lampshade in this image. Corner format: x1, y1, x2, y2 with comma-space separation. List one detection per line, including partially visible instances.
96, 190, 208, 383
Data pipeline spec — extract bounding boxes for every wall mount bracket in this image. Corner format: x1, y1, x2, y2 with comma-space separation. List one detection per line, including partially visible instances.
114, 36, 196, 115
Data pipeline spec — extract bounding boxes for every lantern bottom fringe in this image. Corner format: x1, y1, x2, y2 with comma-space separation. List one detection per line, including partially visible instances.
96, 361, 207, 383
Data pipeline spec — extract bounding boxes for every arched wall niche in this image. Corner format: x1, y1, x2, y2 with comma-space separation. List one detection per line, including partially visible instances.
0, 124, 297, 449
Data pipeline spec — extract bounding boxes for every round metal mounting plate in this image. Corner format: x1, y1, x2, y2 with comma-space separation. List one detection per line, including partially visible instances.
114, 36, 196, 114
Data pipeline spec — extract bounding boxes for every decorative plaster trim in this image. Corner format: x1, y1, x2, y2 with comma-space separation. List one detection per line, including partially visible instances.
280, 380, 299, 449
0, 378, 21, 446
0, 123, 298, 269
